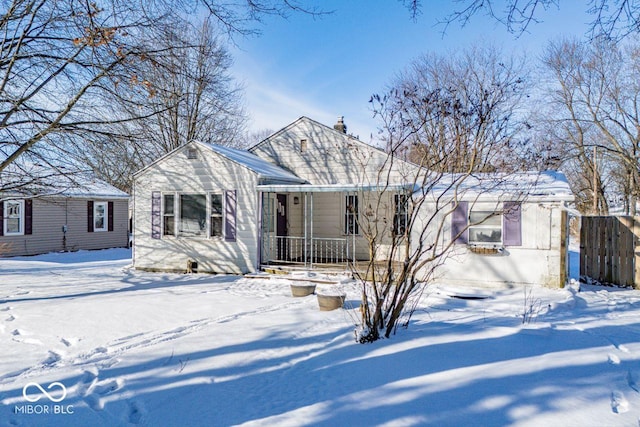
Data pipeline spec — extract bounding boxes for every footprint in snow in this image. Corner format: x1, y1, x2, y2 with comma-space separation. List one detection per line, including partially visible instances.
0, 306, 12, 312
128, 400, 145, 424
611, 391, 629, 413
60, 337, 78, 347
5, 314, 15, 322
92, 378, 123, 396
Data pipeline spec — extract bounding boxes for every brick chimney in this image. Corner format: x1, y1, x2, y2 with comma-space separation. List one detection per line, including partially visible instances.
334, 116, 347, 134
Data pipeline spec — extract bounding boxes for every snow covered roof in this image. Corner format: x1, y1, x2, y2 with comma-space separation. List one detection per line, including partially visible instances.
0, 165, 128, 199
426, 171, 574, 202
202, 142, 306, 184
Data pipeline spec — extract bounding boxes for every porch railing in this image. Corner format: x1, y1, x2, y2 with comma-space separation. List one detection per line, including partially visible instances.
265, 236, 349, 265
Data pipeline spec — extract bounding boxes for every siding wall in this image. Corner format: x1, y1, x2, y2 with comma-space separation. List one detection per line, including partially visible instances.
420, 201, 567, 288
0, 198, 129, 257
251, 118, 418, 186
133, 144, 259, 274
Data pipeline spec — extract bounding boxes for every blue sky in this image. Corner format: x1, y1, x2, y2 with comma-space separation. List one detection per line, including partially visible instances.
230, 2, 591, 142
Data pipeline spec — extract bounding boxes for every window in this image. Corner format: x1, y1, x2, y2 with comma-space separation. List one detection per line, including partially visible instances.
179, 194, 206, 236
163, 194, 175, 236
468, 210, 502, 244
344, 195, 359, 235
210, 193, 223, 237
93, 202, 107, 232
393, 194, 408, 236
4, 200, 24, 235
300, 139, 308, 153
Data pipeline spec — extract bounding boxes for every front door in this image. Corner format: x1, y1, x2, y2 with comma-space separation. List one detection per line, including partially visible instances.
276, 194, 288, 260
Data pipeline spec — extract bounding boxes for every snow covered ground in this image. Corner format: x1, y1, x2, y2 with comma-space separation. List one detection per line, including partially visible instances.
1, 249, 640, 426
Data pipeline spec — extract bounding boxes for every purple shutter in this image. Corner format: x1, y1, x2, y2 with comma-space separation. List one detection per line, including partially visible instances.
108, 201, 114, 232
151, 192, 161, 239
24, 199, 33, 235
503, 201, 522, 246
225, 190, 237, 242
451, 201, 468, 244
0, 201, 4, 236
87, 201, 94, 232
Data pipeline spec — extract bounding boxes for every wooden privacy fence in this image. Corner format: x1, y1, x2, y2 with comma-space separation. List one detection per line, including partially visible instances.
580, 216, 640, 288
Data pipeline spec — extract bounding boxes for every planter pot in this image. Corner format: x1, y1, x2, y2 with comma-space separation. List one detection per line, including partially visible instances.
290, 284, 316, 297
317, 294, 346, 311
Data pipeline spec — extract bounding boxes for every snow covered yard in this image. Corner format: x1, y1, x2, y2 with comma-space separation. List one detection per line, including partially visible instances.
1, 250, 640, 426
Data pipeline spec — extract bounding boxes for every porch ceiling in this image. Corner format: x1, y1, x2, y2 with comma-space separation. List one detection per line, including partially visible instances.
256, 183, 417, 193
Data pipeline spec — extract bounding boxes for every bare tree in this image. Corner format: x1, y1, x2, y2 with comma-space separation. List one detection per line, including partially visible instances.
355, 72, 525, 342
0, 0, 323, 192
429, 1, 640, 41
387, 44, 529, 174
543, 37, 640, 214
69, 18, 246, 192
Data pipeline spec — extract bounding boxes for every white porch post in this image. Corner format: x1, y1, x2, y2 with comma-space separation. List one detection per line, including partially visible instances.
304, 192, 308, 269
310, 192, 314, 269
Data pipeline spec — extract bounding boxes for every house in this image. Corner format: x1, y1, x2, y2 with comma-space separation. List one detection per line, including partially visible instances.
132, 116, 574, 287
0, 169, 129, 256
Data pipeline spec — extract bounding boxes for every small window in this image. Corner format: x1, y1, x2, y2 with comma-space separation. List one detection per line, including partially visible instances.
94, 202, 107, 232
163, 194, 175, 236
300, 139, 308, 153
345, 195, 359, 235
468, 210, 502, 244
187, 148, 198, 159
393, 194, 408, 236
210, 193, 223, 237
4, 200, 24, 235
179, 194, 206, 236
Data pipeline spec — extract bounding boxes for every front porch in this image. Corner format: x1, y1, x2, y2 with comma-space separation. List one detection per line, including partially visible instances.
257, 183, 412, 272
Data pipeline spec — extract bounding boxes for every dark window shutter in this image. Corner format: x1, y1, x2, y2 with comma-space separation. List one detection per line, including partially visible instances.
0, 201, 4, 236
503, 201, 522, 246
24, 199, 33, 235
87, 201, 94, 233
108, 201, 114, 232
151, 192, 161, 239
451, 201, 468, 244
225, 190, 237, 242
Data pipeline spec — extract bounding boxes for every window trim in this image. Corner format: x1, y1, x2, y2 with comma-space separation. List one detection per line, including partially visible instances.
4, 199, 24, 236
467, 209, 503, 245
160, 192, 230, 240
210, 192, 224, 238
163, 193, 175, 236
93, 201, 108, 232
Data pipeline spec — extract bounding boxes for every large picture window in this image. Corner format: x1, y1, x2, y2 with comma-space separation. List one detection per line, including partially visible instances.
179, 194, 207, 236
468, 210, 502, 244
4, 200, 24, 235
344, 195, 359, 235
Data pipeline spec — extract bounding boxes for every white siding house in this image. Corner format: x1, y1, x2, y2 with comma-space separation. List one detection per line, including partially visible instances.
132, 142, 305, 274
133, 116, 575, 287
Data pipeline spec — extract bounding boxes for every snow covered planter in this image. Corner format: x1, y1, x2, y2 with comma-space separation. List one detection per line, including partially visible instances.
290, 283, 316, 297
316, 294, 346, 311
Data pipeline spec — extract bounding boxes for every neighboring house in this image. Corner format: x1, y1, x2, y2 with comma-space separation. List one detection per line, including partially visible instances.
0, 171, 129, 257
132, 116, 574, 287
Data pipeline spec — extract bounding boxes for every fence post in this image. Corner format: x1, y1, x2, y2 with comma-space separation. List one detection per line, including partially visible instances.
634, 217, 640, 289
559, 210, 567, 288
